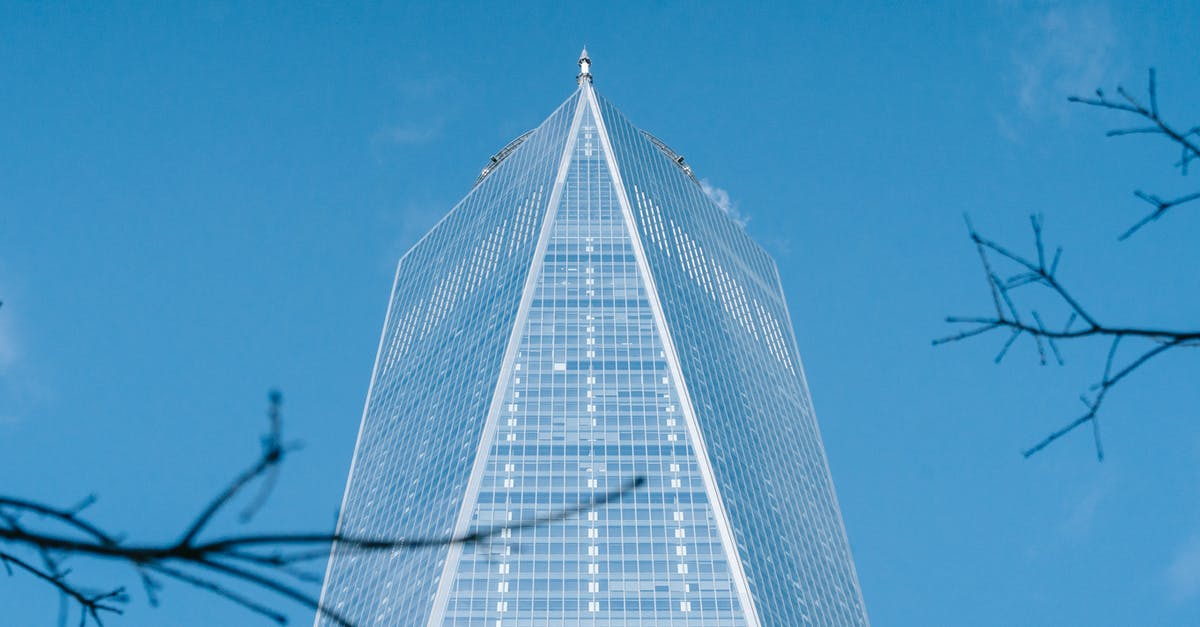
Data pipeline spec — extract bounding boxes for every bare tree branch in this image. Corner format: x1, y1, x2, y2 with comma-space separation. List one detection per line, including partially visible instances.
0, 550, 128, 626
1068, 68, 1200, 239
0, 390, 646, 625
936, 215, 1198, 459
938, 70, 1198, 459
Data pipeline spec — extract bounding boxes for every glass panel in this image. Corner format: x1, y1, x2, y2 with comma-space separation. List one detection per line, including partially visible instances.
598, 94, 869, 626
441, 104, 745, 626
319, 84, 868, 627
317, 91, 581, 625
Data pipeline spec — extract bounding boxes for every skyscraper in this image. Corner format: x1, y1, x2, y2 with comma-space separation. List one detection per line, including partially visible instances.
317, 51, 868, 626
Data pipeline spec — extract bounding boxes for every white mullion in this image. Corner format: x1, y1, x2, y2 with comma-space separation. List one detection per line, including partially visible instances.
584, 85, 763, 627
425, 89, 589, 627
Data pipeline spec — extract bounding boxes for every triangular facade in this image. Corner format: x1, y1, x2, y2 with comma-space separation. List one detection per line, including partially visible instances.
318, 60, 868, 627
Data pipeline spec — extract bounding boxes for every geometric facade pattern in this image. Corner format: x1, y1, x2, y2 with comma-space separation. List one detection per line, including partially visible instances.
317, 55, 869, 626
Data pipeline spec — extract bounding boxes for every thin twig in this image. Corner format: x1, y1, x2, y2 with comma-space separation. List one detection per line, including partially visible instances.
0, 551, 127, 625
938, 212, 1197, 459
1068, 69, 1200, 239
0, 391, 646, 625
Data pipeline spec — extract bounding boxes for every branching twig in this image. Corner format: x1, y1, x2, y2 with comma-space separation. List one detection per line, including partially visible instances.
1068, 68, 1200, 239
936, 216, 1198, 459
939, 70, 1198, 459
0, 391, 646, 625
0, 550, 128, 626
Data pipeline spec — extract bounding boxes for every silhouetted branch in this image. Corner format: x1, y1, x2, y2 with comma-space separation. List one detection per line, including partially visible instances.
939, 69, 1198, 459
177, 390, 288, 548
0, 391, 646, 625
0, 550, 128, 626
1068, 68, 1200, 239
936, 216, 1198, 459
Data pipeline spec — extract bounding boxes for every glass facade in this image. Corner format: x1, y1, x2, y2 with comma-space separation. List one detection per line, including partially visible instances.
318, 79, 867, 626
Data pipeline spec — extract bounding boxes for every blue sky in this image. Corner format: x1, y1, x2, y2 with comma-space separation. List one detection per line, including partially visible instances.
2, 2, 1199, 625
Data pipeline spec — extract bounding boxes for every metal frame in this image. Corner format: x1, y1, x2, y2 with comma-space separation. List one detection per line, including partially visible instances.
474, 129, 535, 186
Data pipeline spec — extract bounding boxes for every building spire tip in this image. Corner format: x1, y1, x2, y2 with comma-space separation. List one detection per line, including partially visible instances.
577, 47, 592, 85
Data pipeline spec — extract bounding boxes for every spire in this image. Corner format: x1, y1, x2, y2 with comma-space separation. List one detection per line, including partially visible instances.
577, 47, 592, 85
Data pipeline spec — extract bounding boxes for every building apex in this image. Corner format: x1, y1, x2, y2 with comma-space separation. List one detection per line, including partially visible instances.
577, 47, 592, 85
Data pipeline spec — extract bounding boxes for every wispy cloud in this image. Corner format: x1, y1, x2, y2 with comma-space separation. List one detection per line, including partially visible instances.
700, 179, 749, 228
372, 74, 459, 147
993, 112, 1023, 144
0, 302, 17, 374
0, 301, 29, 425
1167, 534, 1200, 602
1010, 4, 1122, 119
397, 75, 456, 101
374, 118, 445, 145
1060, 476, 1109, 538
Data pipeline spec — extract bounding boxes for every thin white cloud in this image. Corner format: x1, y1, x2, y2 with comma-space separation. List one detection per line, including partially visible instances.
1053, 467, 1117, 545
374, 118, 445, 145
700, 178, 749, 228
372, 75, 458, 147
1167, 534, 1200, 602
0, 303, 16, 374
0, 301, 28, 425
993, 112, 1023, 144
397, 76, 456, 101
1060, 477, 1107, 538
1011, 4, 1121, 118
